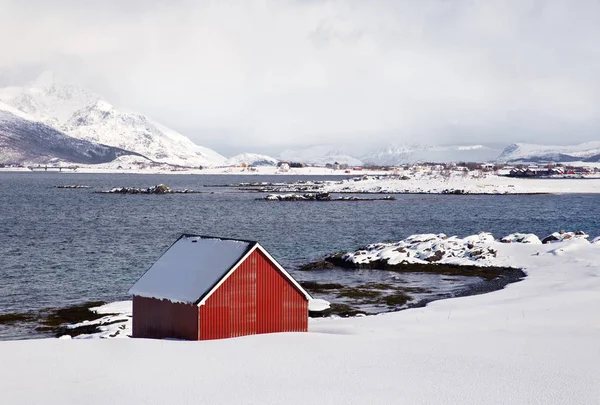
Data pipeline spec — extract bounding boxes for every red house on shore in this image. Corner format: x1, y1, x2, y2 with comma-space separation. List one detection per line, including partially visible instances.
128, 234, 311, 340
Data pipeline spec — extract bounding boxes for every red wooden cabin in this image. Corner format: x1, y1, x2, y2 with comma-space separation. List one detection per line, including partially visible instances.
128, 234, 311, 340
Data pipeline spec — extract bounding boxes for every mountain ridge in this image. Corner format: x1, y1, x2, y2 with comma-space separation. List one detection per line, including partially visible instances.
497, 142, 600, 163
0, 101, 143, 165
0, 73, 226, 167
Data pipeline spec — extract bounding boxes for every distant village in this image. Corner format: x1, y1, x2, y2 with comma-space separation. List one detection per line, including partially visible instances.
275, 161, 600, 178
2, 160, 599, 178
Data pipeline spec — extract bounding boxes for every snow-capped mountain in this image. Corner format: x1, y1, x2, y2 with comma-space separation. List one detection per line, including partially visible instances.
361, 144, 502, 166
497, 142, 600, 163
0, 101, 140, 165
0, 72, 226, 167
0, 72, 99, 128
62, 100, 226, 167
225, 153, 278, 166
278, 146, 363, 166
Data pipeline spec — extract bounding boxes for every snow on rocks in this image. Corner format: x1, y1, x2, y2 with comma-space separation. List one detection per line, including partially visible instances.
55, 185, 92, 189
105, 184, 171, 194
264, 193, 332, 201
262, 193, 395, 201
541, 230, 589, 244
332, 231, 596, 269
339, 233, 499, 267
70, 301, 132, 339
500, 233, 542, 244
100, 184, 201, 194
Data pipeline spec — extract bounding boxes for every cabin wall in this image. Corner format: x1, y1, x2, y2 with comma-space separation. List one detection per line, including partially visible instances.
132, 296, 198, 340
198, 249, 308, 340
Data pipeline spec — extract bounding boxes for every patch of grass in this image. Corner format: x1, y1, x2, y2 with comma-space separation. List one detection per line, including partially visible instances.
337, 287, 382, 300
300, 281, 345, 293
328, 303, 368, 317
40, 301, 106, 327
299, 259, 340, 271
397, 286, 433, 294
357, 282, 394, 290
379, 291, 412, 306
354, 283, 431, 295
0, 313, 37, 324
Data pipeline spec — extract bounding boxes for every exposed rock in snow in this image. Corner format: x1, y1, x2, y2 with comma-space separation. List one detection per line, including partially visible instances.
70, 301, 132, 339
335, 233, 500, 267
262, 193, 395, 201
326, 231, 596, 271
500, 233, 542, 244
55, 185, 92, 189
99, 184, 201, 194
265, 193, 332, 201
541, 231, 589, 244
225, 153, 279, 166
498, 142, 600, 163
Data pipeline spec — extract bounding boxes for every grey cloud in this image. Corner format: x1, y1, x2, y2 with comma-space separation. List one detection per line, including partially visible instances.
1, 0, 599, 155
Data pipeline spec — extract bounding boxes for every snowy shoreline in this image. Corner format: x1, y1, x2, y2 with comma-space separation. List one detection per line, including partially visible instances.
1, 232, 600, 404
3, 166, 600, 194
23, 230, 596, 340
227, 172, 600, 194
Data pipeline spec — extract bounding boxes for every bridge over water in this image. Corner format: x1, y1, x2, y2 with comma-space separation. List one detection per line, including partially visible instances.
27, 166, 79, 172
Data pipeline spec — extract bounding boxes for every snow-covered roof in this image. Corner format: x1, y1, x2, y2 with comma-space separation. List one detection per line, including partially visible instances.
128, 235, 311, 304
129, 235, 254, 304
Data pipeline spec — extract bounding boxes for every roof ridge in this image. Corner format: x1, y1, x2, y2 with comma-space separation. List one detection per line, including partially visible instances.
180, 233, 259, 244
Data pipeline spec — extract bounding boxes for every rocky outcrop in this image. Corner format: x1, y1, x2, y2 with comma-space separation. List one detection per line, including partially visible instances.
100, 184, 201, 194
541, 231, 589, 244
261, 193, 396, 201
55, 185, 92, 189
501, 233, 542, 244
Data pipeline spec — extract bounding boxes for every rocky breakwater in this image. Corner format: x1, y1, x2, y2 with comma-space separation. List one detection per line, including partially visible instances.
260, 192, 396, 201
98, 184, 202, 194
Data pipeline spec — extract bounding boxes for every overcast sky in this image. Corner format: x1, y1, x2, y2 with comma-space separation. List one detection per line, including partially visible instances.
1, 0, 599, 155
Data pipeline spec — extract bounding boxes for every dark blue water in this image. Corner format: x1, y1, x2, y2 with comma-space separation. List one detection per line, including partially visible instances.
1, 172, 599, 338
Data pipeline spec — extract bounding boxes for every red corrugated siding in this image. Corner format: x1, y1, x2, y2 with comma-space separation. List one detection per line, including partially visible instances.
132, 295, 198, 340
198, 249, 308, 340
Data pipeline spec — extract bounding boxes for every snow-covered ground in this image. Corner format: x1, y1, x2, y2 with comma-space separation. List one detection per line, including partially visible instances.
256, 171, 600, 194
1, 236, 599, 404
317, 172, 600, 194
3, 165, 600, 194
